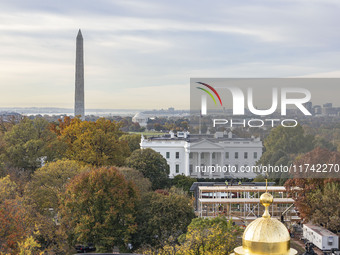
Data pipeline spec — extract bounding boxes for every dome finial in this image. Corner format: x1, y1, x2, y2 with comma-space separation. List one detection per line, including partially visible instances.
260, 179, 273, 218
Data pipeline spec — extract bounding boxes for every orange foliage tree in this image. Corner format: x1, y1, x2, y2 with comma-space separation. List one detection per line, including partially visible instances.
0, 199, 31, 254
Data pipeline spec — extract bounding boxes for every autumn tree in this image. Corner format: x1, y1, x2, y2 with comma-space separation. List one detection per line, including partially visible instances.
0, 167, 71, 254
285, 147, 340, 232
126, 148, 170, 190
133, 187, 195, 251
55, 118, 130, 166
0, 199, 32, 254
0, 175, 18, 202
60, 167, 138, 252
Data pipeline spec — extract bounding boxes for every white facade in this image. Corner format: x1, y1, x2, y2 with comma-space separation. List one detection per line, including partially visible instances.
303, 224, 339, 251
140, 131, 263, 179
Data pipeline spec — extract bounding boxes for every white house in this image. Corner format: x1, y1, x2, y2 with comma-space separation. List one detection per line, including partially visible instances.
140, 131, 263, 179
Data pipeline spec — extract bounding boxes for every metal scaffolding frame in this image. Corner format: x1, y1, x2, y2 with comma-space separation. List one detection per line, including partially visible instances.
197, 186, 300, 225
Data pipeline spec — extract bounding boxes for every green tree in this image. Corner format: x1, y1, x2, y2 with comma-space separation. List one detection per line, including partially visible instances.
57, 118, 130, 166
258, 125, 314, 184
133, 187, 195, 251
119, 134, 141, 153
118, 167, 152, 194
126, 148, 170, 190
312, 136, 337, 151
1, 118, 64, 173
24, 160, 88, 215
308, 182, 340, 233
174, 217, 241, 255
171, 174, 197, 192
60, 167, 138, 252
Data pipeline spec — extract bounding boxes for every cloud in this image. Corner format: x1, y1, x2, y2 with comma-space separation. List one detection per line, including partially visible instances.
0, 0, 339, 108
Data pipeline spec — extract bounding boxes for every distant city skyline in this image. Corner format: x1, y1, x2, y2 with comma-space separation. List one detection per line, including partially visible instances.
0, 0, 340, 109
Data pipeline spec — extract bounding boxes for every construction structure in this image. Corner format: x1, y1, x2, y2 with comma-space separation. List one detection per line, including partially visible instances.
193, 183, 300, 225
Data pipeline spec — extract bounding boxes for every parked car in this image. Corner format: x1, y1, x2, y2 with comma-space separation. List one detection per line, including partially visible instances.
75, 243, 96, 253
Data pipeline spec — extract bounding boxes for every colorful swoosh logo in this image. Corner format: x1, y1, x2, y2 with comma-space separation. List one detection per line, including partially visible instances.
196, 82, 223, 106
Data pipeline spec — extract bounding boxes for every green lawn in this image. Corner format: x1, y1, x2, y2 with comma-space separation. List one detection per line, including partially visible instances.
128, 131, 167, 137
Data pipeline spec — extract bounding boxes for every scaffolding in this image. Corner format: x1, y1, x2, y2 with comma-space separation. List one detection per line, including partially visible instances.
197, 185, 300, 225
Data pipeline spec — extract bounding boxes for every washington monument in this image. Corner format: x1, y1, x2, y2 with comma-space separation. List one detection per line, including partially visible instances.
75, 29, 85, 120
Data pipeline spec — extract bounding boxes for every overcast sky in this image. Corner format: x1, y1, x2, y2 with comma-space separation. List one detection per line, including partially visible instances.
0, 0, 339, 109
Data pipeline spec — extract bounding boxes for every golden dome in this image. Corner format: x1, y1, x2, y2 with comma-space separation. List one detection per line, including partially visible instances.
231, 187, 297, 255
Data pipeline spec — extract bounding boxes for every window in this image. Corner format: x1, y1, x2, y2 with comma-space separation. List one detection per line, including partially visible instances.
176, 152, 180, 159
235, 152, 238, 159
235, 164, 238, 172
166, 152, 170, 159
201, 153, 204, 159
244, 152, 248, 159
212, 152, 215, 159
176, 164, 179, 173
254, 152, 258, 159
189, 164, 193, 173
225, 152, 229, 159
189, 152, 193, 159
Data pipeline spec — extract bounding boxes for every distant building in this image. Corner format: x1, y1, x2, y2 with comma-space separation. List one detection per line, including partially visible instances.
140, 131, 263, 178
323, 103, 333, 108
313, 105, 322, 115
132, 112, 149, 127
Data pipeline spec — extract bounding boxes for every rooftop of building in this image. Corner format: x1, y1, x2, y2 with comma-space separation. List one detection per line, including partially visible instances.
143, 131, 261, 143
304, 223, 338, 237
189, 181, 275, 192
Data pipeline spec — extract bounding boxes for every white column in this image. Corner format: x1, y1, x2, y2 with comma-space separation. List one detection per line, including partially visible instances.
220, 152, 224, 178
184, 150, 190, 176
197, 152, 201, 178
208, 152, 212, 178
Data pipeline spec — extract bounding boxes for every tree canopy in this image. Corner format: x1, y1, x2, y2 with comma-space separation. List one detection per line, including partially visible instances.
150, 216, 241, 255
1, 118, 63, 173
126, 148, 170, 190
133, 187, 195, 251
24, 160, 88, 215
285, 148, 340, 232
52, 117, 130, 166
60, 167, 138, 252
